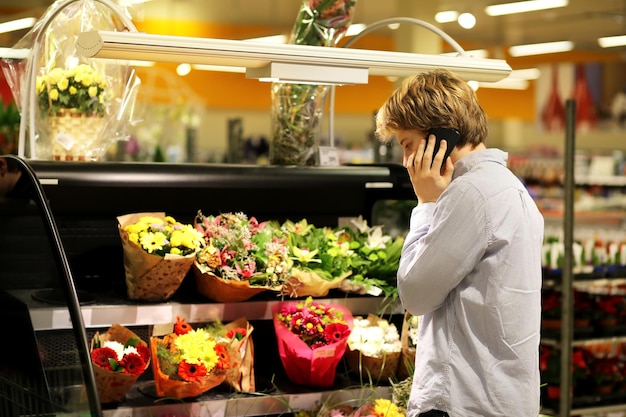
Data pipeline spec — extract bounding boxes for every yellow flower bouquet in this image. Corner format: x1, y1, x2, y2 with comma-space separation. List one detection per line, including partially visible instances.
35, 64, 110, 161
117, 213, 204, 301
36, 64, 108, 117
150, 317, 230, 399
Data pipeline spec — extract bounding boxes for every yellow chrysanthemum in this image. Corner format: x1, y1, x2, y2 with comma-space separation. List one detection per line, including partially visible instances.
49, 89, 59, 101
57, 78, 69, 91
69, 86, 77, 95
175, 329, 218, 371
87, 86, 98, 98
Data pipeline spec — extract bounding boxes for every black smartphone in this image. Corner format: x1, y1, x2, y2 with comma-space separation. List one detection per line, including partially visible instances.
427, 127, 461, 167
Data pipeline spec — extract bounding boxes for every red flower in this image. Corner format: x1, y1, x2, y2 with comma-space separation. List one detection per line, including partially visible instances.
120, 353, 146, 376
226, 327, 247, 340
214, 343, 230, 371
174, 316, 193, 335
136, 343, 151, 363
323, 322, 350, 344
91, 347, 117, 370
177, 360, 207, 382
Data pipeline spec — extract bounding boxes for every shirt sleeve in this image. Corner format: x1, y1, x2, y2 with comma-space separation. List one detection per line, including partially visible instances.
397, 182, 489, 316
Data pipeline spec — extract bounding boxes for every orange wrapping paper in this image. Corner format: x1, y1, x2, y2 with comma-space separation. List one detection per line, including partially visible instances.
272, 302, 353, 387
90, 324, 150, 403
192, 262, 273, 302
150, 336, 227, 399
117, 213, 195, 301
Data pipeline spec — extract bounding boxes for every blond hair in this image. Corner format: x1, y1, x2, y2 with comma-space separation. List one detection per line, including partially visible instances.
375, 69, 488, 148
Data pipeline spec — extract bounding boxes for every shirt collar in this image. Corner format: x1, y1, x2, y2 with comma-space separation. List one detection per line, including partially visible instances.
452, 148, 508, 180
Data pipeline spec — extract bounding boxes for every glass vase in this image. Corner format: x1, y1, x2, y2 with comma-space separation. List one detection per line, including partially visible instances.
270, 83, 329, 166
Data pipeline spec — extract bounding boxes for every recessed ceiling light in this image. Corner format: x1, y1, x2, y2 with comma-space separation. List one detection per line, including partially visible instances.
458, 13, 476, 29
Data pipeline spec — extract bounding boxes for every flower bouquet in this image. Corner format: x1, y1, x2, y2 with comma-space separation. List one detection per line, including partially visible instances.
279, 219, 355, 297
397, 312, 418, 380
150, 317, 230, 399
2, 0, 141, 160
345, 315, 402, 383
272, 296, 352, 387
89, 324, 150, 403
118, 213, 204, 301
193, 211, 290, 302
338, 216, 404, 301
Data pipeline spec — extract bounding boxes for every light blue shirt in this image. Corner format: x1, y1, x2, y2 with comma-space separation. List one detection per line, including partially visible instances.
398, 149, 544, 417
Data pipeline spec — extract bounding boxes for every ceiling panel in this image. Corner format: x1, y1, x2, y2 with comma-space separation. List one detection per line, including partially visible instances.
0, 0, 623, 54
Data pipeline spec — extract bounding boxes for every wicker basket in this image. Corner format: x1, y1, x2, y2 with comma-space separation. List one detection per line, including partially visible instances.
48, 109, 105, 161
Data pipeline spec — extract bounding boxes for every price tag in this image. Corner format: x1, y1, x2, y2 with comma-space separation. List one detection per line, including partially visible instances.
317, 146, 340, 166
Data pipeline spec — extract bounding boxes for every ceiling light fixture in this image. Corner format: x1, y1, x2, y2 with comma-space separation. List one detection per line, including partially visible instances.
508, 40, 573, 56
457, 12, 476, 29
485, 0, 568, 16
0, 17, 37, 34
75, 30, 512, 84
598, 35, 626, 48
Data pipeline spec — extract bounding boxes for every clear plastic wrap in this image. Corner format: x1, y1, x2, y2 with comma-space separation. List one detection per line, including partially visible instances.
0, 0, 141, 161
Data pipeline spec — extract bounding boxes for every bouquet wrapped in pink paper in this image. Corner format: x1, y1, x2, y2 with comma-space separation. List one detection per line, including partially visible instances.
272, 297, 352, 387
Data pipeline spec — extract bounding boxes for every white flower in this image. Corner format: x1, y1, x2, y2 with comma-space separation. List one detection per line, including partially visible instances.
348, 317, 401, 358
365, 226, 391, 250
103, 341, 125, 360
102, 340, 138, 360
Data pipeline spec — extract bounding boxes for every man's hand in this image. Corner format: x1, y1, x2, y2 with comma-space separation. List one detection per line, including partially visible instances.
404, 134, 454, 203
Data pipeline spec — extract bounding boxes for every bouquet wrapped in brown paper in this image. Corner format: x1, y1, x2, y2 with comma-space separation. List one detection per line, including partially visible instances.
222, 317, 255, 392
345, 315, 402, 383
89, 324, 150, 403
150, 317, 230, 399
397, 312, 418, 380
193, 211, 288, 302
281, 268, 351, 298
118, 213, 204, 301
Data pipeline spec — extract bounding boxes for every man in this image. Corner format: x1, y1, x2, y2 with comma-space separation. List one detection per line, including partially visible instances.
375, 69, 544, 417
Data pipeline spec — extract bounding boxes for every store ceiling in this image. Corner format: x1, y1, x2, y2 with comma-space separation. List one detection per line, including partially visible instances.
0, 0, 624, 55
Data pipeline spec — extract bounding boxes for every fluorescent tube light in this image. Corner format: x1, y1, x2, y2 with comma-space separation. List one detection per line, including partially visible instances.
508, 40, 573, 56
598, 35, 626, 48
0, 47, 30, 59
246, 62, 368, 85
192, 64, 246, 73
435, 11, 459, 23
75, 30, 512, 83
0, 17, 36, 34
485, 0, 568, 16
